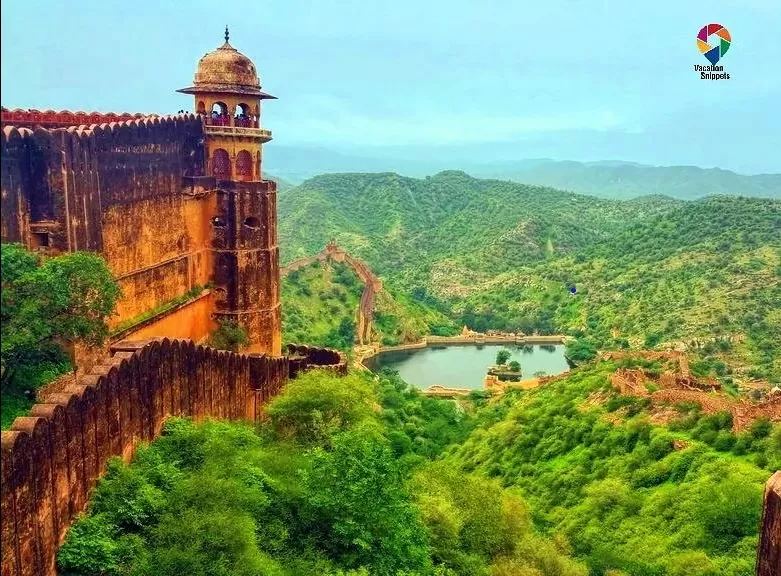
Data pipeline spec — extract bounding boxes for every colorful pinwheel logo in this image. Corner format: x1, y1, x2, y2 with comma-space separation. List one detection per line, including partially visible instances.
697, 24, 731, 65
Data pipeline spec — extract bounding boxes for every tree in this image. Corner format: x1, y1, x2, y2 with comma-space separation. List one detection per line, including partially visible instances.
301, 430, 432, 575
495, 349, 511, 365
508, 360, 521, 372
564, 339, 597, 364
1, 244, 120, 390
207, 320, 249, 352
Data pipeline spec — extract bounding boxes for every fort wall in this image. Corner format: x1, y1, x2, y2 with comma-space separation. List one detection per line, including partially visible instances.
280, 243, 382, 345
0, 115, 214, 331
0, 337, 345, 576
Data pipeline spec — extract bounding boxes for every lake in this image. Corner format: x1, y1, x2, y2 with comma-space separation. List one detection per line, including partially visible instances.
366, 344, 571, 390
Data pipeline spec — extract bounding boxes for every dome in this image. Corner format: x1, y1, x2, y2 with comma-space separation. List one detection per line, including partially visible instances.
178, 29, 276, 99
195, 42, 258, 90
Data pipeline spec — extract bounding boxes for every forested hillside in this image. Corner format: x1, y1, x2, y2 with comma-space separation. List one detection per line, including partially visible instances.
278, 172, 781, 380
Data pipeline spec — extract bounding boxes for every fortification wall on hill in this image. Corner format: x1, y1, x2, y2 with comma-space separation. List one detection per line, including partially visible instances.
281, 244, 382, 345
0, 338, 345, 576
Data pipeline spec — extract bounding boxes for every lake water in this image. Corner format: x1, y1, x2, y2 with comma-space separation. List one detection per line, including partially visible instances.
367, 344, 570, 390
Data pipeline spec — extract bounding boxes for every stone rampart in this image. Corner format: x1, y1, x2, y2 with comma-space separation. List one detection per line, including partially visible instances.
611, 367, 781, 431
757, 471, 781, 576
0, 338, 345, 576
1, 114, 213, 332
1, 108, 156, 129
281, 243, 382, 345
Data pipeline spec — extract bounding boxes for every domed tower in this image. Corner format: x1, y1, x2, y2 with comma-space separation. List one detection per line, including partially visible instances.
178, 28, 281, 355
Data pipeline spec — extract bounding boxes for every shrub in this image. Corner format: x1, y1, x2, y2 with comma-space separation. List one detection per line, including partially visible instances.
712, 432, 736, 452
648, 434, 674, 460
207, 320, 249, 351
749, 418, 772, 439
267, 372, 375, 445
700, 480, 763, 551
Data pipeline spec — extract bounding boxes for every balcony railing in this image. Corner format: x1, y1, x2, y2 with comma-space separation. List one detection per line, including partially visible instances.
203, 124, 272, 141
205, 115, 259, 128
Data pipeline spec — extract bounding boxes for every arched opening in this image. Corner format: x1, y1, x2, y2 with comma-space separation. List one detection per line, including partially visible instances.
196, 101, 206, 114
211, 148, 231, 179
234, 103, 255, 127
235, 150, 253, 181
243, 216, 260, 228
210, 102, 229, 126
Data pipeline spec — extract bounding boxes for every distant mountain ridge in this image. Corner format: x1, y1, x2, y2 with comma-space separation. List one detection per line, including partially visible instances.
471, 160, 781, 200
264, 146, 780, 200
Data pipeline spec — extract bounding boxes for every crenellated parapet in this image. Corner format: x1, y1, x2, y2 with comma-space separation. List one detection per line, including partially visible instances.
0, 108, 157, 129
0, 337, 345, 576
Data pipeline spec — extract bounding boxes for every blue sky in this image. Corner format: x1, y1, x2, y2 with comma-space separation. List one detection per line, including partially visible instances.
2, 0, 779, 173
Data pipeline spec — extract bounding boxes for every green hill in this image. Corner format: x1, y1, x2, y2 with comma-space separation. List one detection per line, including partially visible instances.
278, 172, 781, 379
279, 171, 681, 273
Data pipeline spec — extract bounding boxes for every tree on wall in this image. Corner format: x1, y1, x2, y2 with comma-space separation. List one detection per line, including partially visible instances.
208, 320, 250, 352
1, 243, 120, 408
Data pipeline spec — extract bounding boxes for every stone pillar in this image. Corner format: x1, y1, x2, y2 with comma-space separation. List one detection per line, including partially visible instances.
757, 471, 781, 576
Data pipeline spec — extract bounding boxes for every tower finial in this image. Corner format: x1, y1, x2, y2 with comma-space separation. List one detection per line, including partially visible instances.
225, 25, 229, 43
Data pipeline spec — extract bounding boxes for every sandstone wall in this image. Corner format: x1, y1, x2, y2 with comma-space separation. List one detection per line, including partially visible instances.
0, 115, 214, 328
0, 338, 345, 576
757, 471, 781, 576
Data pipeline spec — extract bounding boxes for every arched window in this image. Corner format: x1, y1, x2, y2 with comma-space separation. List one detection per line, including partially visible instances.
197, 101, 206, 114
210, 102, 229, 126
212, 149, 231, 179
235, 103, 253, 127
235, 150, 253, 181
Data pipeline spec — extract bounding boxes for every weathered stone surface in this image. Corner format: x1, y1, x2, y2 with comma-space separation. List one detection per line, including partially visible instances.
757, 471, 781, 576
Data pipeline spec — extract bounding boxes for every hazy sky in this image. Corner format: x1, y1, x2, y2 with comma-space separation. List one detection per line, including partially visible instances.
2, 0, 779, 173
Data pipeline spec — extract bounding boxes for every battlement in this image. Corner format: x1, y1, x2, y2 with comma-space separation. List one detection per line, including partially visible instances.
0, 107, 159, 129
0, 338, 345, 576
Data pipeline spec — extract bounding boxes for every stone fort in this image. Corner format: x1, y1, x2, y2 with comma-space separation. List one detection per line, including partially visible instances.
0, 31, 351, 576
1, 27, 281, 357
2, 30, 781, 576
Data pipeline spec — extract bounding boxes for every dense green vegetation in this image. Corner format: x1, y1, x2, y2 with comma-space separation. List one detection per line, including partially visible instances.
278, 172, 781, 379
60, 363, 778, 576
282, 261, 362, 350
59, 370, 587, 576
449, 362, 780, 575
1, 243, 119, 428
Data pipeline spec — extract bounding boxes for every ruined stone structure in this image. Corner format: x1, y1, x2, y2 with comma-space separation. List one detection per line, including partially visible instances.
1, 29, 281, 356
0, 338, 345, 576
280, 240, 383, 345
